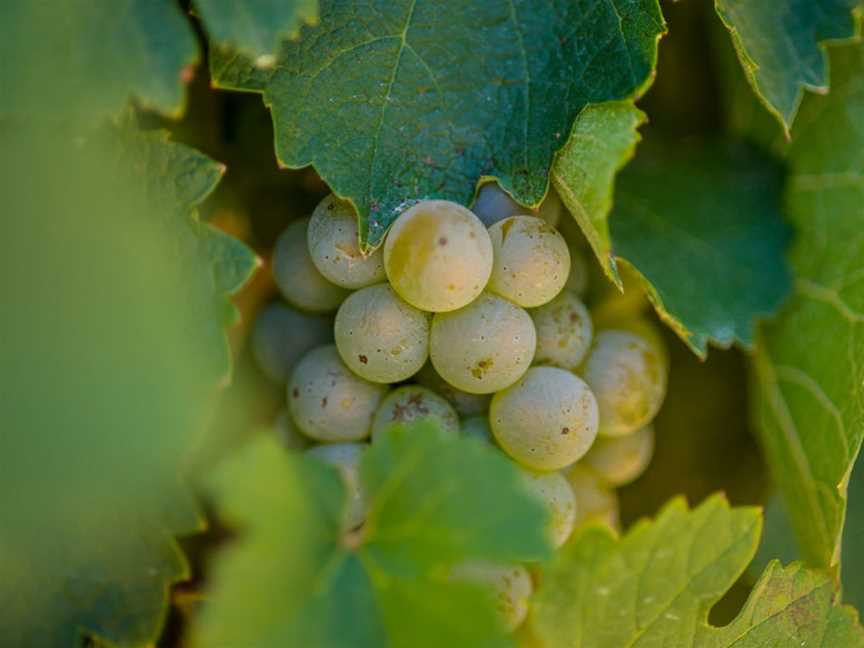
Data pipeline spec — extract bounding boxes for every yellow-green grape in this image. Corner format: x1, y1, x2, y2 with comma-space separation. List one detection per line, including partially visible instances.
583, 424, 655, 486
307, 194, 386, 289
430, 293, 536, 394
487, 216, 570, 307
581, 330, 667, 438
589, 261, 650, 325
562, 464, 621, 532
531, 291, 593, 371
371, 385, 460, 439
461, 416, 493, 443
288, 345, 387, 442
472, 182, 524, 227
449, 561, 532, 631
272, 217, 349, 313
564, 243, 589, 297
415, 362, 490, 416
251, 302, 332, 383
274, 409, 311, 451
306, 443, 367, 530
491, 367, 598, 471
334, 284, 429, 383
519, 468, 576, 549
383, 200, 493, 312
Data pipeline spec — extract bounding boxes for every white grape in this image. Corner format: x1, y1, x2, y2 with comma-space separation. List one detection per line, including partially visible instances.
383, 200, 493, 312
306, 442, 367, 530
535, 190, 562, 228
564, 243, 589, 297
272, 217, 349, 313
531, 292, 593, 370
461, 416, 493, 443
288, 345, 387, 442
415, 362, 490, 416
449, 561, 532, 631
274, 408, 311, 451
581, 329, 667, 437
490, 367, 598, 471
250, 302, 332, 382
583, 423, 655, 486
472, 182, 524, 227
307, 194, 387, 289
487, 216, 570, 307
519, 468, 576, 549
371, 385, 460, 439
562, 464, 621, 532
334, 284, 429, 383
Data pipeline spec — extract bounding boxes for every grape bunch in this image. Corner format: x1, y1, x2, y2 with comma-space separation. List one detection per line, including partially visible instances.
251, 184, 669, 631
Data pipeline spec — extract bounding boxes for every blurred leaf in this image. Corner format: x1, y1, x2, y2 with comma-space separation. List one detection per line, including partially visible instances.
193, 422, 550, 647
195, 0, 318, 59
0, 126, 255, 646
210, 0, 665, 248
751, 42, 864, 578
844, 459, 864, 611
0, 1, 198, 124
530, 496, 864, 647
714, 0, 859, 132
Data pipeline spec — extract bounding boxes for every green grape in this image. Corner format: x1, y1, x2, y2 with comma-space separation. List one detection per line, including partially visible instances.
564, 243, 589, 297
490, 367, 598, 471
581, 329, 667, 438
334, 283, 429, 383
487, 216, 570, 307
274, 408, 311, 451
383, 200, 493, 312
415, 362, 490, 416
449, 561, 532, 631
371, 385, 460, 439
472, 182, 524, 227
306, 442, 367, 530
588, 261, 650, 325
530, 291, 593, 371
272, 217, 350, 313
430, 293, 536, 394
288, 345, 387, 442
461, 416, 493, 443
562, 464, 621, 532
307, 194, 387, 289
519, 468, 576, 549
583, 423, 655, 486
250, 302, 332, 383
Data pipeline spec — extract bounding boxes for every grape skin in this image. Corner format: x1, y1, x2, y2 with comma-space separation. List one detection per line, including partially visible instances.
430, 293, 536, 395
461, 416, 493, 443
371, 385, 460, 439
581, 329, 667, 438
564, 243, 589, 297
449, 561, 532, 631
307, 194, 386, 289
415, 362, 490, 416
250, 302, 332, 383
334, 284, 429, 383
562, 464, 621, 532
272, 217, 349, 313
274, 408, 311, 451
519, 468, 576, 549
306, 442, 367, 530
490, 366, 598, 471
383, 200, 493, 312
531, 291, 593, 371
583, 423, 655, 486
288, 345, 387, 442
487, 216, 571, 308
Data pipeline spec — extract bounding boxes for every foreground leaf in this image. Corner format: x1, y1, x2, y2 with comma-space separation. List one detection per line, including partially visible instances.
194, 423, 550, 647
714, 0, 859, 132
752, 42, 864, 577
530, 496, 864, 647
211, 0, 665, 248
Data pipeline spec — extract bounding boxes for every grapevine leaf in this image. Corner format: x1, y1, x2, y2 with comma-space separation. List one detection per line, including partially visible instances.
194, 0, 318, 60
530, 496, 864, 647
714, 0, 860, 133
210, 0, 666, 248
0, 2, 198, 123
0, 127, 256, 646
193, 422, 551, 647
751, 42, 864, 577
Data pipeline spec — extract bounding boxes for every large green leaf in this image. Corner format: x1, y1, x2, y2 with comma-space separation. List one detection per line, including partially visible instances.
193, 422, 551, 647
0, 2, 198, 123
210, 0, 665, 248
752, 42, 864, 579
530, 496, 864, 647
194, 0, 318, 60
714, 0, 859, 132
0, 127, 256, 646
